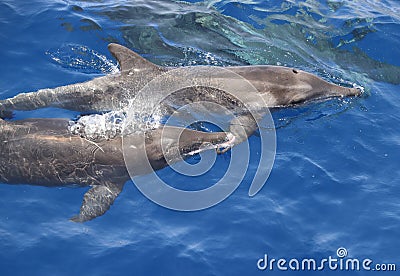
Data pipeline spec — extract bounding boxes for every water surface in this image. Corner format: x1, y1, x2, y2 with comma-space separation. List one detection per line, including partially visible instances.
0, 0, 399, 275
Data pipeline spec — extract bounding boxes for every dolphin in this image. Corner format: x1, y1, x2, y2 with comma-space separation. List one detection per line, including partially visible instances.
0, 43, 361, 119
0, 118, 229, 222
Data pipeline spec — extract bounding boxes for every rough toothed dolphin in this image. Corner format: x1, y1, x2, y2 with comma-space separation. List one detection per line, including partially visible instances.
0, 43, 361, 119
0, 43, 362, 212
0, 118, 229, 222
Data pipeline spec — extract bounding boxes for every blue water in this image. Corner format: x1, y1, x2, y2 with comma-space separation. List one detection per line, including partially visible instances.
1, 0, 399, 275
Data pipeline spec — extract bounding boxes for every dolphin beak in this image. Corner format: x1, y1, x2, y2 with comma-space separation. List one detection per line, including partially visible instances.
349, 86, 363, 96
333, 85, 363, 98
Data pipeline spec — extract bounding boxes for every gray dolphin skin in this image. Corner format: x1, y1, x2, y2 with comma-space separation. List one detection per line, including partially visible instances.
0, 118, 229, 222
0, 44, 361, 222
0, 43, 361, 118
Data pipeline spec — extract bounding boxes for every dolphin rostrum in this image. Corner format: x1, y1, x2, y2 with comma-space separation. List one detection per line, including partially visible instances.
0, 118, 230, 222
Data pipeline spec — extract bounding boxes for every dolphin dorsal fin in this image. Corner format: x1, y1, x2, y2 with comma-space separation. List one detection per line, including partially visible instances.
108, 43, 161, 72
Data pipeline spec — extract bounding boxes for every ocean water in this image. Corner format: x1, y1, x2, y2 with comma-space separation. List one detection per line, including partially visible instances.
0, 0, 399, 275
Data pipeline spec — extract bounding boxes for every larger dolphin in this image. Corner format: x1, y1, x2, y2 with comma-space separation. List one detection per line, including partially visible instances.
0, 118, 229, 222
0, 43, 361, 120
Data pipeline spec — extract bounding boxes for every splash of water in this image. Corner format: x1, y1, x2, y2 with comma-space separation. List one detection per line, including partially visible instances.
68, 106, 163, 141
68, 111, 126, 140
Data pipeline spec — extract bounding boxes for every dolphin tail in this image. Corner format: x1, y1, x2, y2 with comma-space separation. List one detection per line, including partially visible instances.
70, 181, 125, 223
0, 81, 98, 118
0, 109, 13, 119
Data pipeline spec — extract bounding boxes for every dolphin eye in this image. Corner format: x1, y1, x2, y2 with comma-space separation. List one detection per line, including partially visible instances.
292, 69, 298, 74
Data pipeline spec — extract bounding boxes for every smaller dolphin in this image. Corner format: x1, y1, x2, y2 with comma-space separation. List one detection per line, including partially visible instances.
0, 118, 230, 222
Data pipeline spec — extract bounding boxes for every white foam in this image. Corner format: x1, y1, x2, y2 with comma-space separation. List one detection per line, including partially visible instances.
68, 111, 126, 140
68, 108, 163, 140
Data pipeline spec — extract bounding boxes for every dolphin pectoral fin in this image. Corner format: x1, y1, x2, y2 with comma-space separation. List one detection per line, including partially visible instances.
70, 181, 125, 223
108, 43, 162, 72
